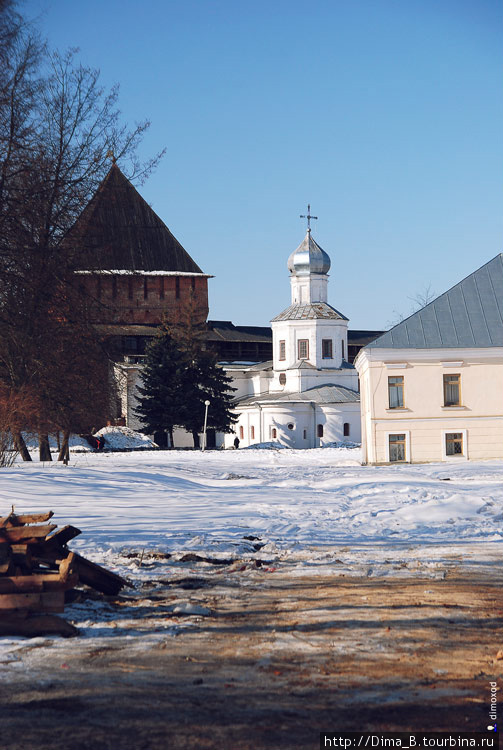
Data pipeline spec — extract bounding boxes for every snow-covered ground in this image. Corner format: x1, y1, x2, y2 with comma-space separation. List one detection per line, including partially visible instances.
2, 446, 501, 573
1, 446, 501, 663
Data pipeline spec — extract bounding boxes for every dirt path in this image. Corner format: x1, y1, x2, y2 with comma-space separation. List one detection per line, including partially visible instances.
2, 564, 502, 750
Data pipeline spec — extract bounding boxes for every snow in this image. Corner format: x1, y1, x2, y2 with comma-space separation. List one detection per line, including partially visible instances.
23, 426, 158, 454
0, 447, 501, 659
94, 426, 158, 451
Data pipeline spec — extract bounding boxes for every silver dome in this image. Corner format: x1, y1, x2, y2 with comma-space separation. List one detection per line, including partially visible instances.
287, 232, 331, 276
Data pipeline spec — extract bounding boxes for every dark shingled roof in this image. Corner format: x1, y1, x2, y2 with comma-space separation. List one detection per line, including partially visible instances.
368, 254, 503, 349
69, 164, 204, 273
205, 321, 273, 343
271, 302, 348, 322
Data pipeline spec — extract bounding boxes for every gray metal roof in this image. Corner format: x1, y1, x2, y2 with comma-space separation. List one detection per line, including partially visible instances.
234, 383, 360, 407
368, 254, 503, 349
222, 360, 273, 371
287, 232, 331, 276
271, 302, 348, 322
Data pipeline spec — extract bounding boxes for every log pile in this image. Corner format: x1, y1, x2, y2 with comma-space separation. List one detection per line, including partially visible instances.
0, 509, 129, 637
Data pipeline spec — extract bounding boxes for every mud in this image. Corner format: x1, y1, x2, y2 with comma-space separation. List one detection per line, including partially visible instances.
2, 563, 502, 750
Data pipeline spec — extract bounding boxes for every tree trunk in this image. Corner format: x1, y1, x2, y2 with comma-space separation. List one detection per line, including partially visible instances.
57, 430, 70, 463
13, 431, 32, 461
192, 430, 200, 449
38, 433, 52, 461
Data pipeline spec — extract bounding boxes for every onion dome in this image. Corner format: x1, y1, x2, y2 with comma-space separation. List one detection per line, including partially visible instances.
287, 232, 331, 276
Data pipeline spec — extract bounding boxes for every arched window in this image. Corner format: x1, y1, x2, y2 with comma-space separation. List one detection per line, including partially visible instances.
250, 426, 255, 440
271, 428, 277, 439
317, 424, 323, 438
239, 426, 244, 440
343, 422, 350, 437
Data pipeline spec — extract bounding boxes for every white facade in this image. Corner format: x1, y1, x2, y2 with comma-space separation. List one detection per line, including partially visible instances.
225, 230, 361, 449
117, 229, 362, 450
355, 254, 503, 464
356, 346, 503, 464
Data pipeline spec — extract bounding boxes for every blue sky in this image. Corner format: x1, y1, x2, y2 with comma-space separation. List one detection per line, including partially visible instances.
26, 0, 503, 329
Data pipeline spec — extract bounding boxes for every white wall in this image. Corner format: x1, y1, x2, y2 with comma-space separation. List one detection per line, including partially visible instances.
356, 347, 503, 463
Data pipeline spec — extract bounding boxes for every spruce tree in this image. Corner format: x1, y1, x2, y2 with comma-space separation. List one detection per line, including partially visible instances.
168, 298, 237, 448
179, 347, 237, 448
134, 323, 186, 447
136, 301, 237, 449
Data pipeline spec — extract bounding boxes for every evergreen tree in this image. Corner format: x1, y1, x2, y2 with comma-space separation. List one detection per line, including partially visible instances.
168, 298, 237, 448
134, 323, 187, 447
179, 347, 237, 448
135, 302, 237, 448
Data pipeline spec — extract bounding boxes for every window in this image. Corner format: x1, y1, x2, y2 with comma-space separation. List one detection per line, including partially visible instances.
191, 277, 196, 292
443, 374, 460, 406
279, 340, 286, 360
239, 426, 244, 440
322, 339, 333, 359
279, 373, 286, 385
271, 427, 277, 439
250, 426, 255, 440
388, 376, 404, 408
343, 423, 350, 437
298, 339, 309, 359
143, 278, 148, 299
175, 277, 180, 299
303, 429, 307, 439
159, 277, 165, 299
389, 434, 406, 462
445, 432, 463, 456
287, 423, 294, 430
317, 424, 324, 438
341, 340, 345, 360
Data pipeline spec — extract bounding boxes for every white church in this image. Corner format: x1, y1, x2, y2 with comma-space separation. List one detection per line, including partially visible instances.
220, 224, 361, 449
116, 221, 361, 449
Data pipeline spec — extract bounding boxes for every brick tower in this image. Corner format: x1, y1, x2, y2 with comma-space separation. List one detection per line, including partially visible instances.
70, 164, 210, 328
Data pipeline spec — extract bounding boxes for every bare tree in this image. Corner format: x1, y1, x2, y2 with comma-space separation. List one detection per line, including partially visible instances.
387, 283, 436, 328
0, 1, 164, 458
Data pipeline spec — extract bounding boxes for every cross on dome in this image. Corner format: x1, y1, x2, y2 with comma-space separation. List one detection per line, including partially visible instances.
300, 204, 318, 233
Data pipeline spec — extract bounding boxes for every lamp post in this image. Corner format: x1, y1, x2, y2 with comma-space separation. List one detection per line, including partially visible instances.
202, 399, 211, 451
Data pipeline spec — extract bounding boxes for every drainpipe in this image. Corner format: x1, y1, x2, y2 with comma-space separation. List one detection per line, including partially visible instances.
310, 402, 316, 449
255, 402, 263, 443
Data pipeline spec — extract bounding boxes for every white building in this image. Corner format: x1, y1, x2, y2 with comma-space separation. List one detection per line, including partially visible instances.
355, 254, 503, 464
224, 229, 361, 448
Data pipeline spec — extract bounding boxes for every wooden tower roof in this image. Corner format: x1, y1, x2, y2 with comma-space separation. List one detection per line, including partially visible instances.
69, 164, 204, 274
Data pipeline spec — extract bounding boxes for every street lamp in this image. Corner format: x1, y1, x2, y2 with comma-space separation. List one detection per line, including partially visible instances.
202, 399, 211, 451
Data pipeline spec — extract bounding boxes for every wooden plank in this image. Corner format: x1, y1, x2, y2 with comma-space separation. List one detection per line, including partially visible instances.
0, 558, 14, 575
0, 511, 54, 527
0, 592, 43, 610
0, 590, 64, 613
10, 543, 33, 569
0, 524, 57, 543
59, 552, 77, 583
73, 553, 129, 595
0, 540, 10, 561
43, 525, 82, 548
0, 577, 44, 593
0, 614, 78, 638
0, 509, 16, 527
40, 590, 65, 613
0, 572, 74, 593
